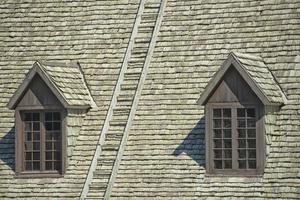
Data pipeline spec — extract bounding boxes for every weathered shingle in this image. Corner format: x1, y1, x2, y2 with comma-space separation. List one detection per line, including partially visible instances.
0, 0, 299, 199
232, 52, 286, 105
38, 61, 92, 107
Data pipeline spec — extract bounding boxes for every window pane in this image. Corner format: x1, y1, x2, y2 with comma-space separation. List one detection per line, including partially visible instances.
214, 129, 222, 138
24, 113, 32, 121
46, 132, 52, 140
25, 122, 31, 132
214, 150, 222, 158
238, 129, 246, 138
33, 142, 40, 151
248, 160, 256, 169
25, 152, 32, 160
54, 142, 60, 150
32, 113, 40, 121
238, 139, 246, 148
45, 122, 52, 131
223, 109, 231, 118
248, 139, 256, 148
238, 149, 246, 158
224, 139, 232, 148
214, 139, 222, 148
32, 162, 40, 170
238, 160, 246, 169
33, 152, 40, 161
214, 160, 222, 169
54, 151, 61, 160
224, 149, 232, 158
25, 162, 32, 170
33, 122, 40, 131
46, 152, 52, 160
46, 161, 53, 170
247, 119, 256, 128
237, 108, 245, 117
213, 119, 222, 128
213, 109, 221, 118
55, 161, 61, 171
25, 142, 32, 151
33, 132, 40, 141
53, 122, 61, 130
223, 119, 231, 128
53, 132, 60, 140
247, 129, 256, 138
46, 142, 52, 150
224, 160, 232, 169
238, 119, 246, 128
247, 109, 255, 118
223, 129, 231, 138
248, 150, 256, 158
26, 132, 32, 141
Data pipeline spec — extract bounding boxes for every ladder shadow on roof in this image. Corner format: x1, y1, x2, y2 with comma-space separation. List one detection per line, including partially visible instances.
0, 127, 15, 171
172, 117, 206, 167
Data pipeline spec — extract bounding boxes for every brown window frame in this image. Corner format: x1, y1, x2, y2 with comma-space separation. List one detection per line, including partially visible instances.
15, 106, 66, 178
205, 102, 265, 176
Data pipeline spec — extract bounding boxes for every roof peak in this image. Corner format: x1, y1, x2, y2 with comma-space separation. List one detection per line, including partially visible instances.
198, 52, 286, 106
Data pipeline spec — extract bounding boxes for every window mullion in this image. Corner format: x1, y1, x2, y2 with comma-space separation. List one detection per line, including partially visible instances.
232, 107, 238, 170
41, 111, 45, 171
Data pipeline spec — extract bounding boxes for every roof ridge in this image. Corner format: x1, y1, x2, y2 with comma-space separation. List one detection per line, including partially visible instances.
231, 51, 263, 62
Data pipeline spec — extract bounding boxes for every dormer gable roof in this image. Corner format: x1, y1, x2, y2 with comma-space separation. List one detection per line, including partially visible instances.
197, 52, 286, 106
7, 61, 92, 110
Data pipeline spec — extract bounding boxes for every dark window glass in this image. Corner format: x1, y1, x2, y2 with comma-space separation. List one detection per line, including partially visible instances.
214, 160, 222, 169
214, 150, 222, 158
22, 111, 62, 173
237, 108, 245, 118
238, 149, 246, 158
248, 160, 256, 169
224, 160, 232, 169
237, 108, 257, 170
224, 129, 231, 138
213, 109, 221, 118
211, 107, 259, 172
213, 119, 222, 128
238, 160, 246, 169
223, 109, 231, 118
214, 129, 222, 138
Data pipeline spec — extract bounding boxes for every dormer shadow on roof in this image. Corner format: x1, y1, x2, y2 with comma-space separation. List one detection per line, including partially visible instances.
7, 61, 93, 110
197, 52, 287, 107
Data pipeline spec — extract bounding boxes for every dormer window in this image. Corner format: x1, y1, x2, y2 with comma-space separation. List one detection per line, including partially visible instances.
7, 61, 92, 177
198, 52, 286, 176
22, 111, 64, 172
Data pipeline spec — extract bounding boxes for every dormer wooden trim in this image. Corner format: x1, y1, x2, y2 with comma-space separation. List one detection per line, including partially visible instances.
197, 53, 281, 106
7, 62, 90, 110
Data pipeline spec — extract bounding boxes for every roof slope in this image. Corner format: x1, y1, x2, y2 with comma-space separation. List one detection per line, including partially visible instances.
37, 61, 92, 107
110, 0, 300, 199
233, 52, 286, 104
198, 52, 286, 105
0, 0, 140, 199
0, 0, 299, 199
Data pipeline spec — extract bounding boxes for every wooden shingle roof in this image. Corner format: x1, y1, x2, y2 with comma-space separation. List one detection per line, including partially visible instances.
0, 0, 299, 199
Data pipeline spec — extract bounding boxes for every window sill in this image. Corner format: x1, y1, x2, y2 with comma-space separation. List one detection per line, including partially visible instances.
204, 173, 263, 183
15, 171, 63, 179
